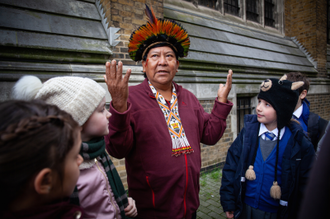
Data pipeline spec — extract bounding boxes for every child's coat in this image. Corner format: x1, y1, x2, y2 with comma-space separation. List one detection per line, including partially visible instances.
220, 115, 315, 219
77, 157, 121, 218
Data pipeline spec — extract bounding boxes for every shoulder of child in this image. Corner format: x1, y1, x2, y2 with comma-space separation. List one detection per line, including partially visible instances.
244, 114, 257, 122
289, 122, 314, 153
289, 120, 305, 135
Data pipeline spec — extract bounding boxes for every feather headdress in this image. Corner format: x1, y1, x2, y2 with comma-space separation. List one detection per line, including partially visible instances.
128, 4, 190, 61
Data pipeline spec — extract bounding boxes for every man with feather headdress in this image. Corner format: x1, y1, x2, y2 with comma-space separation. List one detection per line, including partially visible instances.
104, 5, 233, 219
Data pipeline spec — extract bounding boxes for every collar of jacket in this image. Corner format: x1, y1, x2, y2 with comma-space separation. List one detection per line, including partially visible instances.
141, 78, 182, 99
79, 158, 97, 170
303, 98, 310, 108
301, 100, 310, 126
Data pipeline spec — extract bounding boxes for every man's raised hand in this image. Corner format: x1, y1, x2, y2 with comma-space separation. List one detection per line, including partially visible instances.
217, 69, 233, 103
104, 60, 131, 112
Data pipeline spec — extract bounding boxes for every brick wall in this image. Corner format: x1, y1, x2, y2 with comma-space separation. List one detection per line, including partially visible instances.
109, 155, 128, 188
284, 0, 327, 78
100, 0, 164, 65
199, 100, 234, 170
308, 93, 330, 120
200, 115, 233, 169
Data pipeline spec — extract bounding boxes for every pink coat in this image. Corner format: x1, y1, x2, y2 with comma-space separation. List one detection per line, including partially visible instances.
77, 158, 121, 219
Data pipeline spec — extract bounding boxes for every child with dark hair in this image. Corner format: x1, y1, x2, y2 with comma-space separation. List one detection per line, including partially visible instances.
220, 75, 315, 219
286, 72, 328, 150
13, 76, 137, 218
0, 100, 84, 218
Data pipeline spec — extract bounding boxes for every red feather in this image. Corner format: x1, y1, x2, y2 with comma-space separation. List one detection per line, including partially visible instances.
145, 4, 157, 25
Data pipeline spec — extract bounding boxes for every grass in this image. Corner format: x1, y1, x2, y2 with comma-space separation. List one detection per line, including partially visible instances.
200, 168, 222, 187
210, 168, 222, 180
200, 172, 207, 187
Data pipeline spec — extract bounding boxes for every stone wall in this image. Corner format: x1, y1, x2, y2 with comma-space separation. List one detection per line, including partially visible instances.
284, 0, 327, 78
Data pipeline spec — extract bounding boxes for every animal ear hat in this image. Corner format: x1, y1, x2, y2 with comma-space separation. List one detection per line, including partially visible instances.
245, 75, 304, 200
128, 4, 190, 61
258, 75, 304, 130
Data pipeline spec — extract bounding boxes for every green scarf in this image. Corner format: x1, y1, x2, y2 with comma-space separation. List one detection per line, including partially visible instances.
70, 137, 128, 218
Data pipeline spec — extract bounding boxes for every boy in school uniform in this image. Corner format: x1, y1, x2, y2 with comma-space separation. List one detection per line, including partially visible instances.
220, 75, 315, 219
286, 72, 328, 151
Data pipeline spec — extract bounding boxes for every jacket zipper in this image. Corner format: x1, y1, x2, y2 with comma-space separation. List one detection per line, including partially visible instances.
184, 154, 189, 218
146, 176, 155, 208
95, 158, 119, 219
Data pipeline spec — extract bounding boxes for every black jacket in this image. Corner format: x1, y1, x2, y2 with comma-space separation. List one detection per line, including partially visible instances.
307, 112, 328, 150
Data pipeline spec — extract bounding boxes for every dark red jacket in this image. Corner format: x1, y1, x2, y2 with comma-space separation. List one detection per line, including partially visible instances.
106, 79, 233, 219
2, 200, 84, 219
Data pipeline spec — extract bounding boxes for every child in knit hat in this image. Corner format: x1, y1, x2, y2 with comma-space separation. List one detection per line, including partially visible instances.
13, 75, 138, 218
220, 75, 315, 219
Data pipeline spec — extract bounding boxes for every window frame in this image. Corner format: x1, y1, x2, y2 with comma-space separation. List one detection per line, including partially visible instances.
224, 0, 240, 17
327, 0, 330, 44
183, 0, 284, 33
264, 0, 275, 27
246, 0, 259, 23
198, 0, 218, 10
237, 96, 253, 134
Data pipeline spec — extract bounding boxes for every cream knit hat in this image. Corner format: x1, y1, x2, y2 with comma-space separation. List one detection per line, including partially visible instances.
12, 76, 106, 126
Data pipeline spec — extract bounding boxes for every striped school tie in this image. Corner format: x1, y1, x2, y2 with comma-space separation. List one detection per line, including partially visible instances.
264, 132, 276, 141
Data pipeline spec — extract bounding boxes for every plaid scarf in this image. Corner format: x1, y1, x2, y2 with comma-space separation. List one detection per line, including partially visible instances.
70, 137, 128, 218
149, 81, 194, 156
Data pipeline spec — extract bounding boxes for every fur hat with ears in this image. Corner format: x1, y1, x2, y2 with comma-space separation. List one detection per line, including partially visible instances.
258, 75, 304, 130
245, 75, 304, 200
12, 75, 106, 126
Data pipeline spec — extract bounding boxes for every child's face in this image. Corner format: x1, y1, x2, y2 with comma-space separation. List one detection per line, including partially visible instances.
256, 99, 277, 130
81, 97, 111, 141
60, 129, 83, 196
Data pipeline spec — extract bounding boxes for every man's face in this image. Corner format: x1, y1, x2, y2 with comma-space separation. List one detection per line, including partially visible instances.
142, 46, 179, 88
